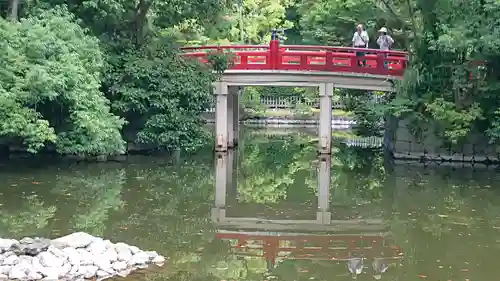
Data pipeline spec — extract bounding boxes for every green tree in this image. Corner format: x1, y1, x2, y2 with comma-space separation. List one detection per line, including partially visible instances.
0, 8, 125, 156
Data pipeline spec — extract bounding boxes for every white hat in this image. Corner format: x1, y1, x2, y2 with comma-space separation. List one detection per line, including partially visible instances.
379, 27, 388, 33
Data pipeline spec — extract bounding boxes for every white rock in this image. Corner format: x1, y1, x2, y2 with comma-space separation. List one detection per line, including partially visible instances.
96, 269, 112, 277
8, 266, 27, 279
93, 254, 113, 272
52, 232, 96, 248
48, 246, 68, 261
0, 239, 17, 251
103, 240, 114, 248
117, 268, 132, 277
0, 266, 9, 275
112, 261, 127, 271
38, 251, 63, 268
102, 248, 118, 262
68, 263, 79, 276
31, 257, 45, 273
77, 249, 93, 265
26, 269, 43, 280
152, 255, 166, 263
145, 251, 158, 259
115, 244, 132, 262
87, 239, 107, 255
136, 264, 148, 269
15, 256, 32, 271
130, 251, 150, 265
78, 265, 98, 279
1, 251, 14, 258
18, 255, 32, 262
3, 254, 19, 265
38, 266, 59, 280
63, 247, 81, 266
58, 262, 72, 277
128, 245, 140, 254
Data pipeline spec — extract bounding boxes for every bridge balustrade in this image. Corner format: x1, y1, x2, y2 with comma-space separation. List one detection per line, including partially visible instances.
181, 40, 408, 76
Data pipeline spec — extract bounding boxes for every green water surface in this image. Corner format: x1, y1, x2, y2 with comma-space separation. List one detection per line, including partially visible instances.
0, 127, 499, 280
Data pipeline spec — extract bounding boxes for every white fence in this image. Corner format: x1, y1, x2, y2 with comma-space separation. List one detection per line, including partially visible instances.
205, 94, 384, 112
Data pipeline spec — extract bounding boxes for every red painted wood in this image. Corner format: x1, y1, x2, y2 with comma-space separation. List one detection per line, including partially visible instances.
180, 40, 409, 76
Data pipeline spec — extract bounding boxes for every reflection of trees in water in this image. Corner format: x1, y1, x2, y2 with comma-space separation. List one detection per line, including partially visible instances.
51, 167, 126, 236
389, 165, 500, 280
238, 132, 387, 217
108, 161, 219, 268
0, 195, 56, 237
238, 134, 316, 203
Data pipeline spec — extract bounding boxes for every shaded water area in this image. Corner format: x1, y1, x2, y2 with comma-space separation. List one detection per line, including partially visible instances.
1, 127, 500, 280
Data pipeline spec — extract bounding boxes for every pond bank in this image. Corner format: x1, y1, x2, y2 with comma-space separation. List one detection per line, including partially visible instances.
0, 232, 165, 280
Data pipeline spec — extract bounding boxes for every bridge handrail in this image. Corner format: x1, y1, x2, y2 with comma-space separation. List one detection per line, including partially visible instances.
181, 44, 407, 55
277, 44, 408, 56
180, 39, 409, 76
180, 45, 269, 51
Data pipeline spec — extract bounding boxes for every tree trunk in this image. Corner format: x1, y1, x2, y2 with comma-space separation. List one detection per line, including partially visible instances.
8, 0, 20, 22
134, 0, 154, 46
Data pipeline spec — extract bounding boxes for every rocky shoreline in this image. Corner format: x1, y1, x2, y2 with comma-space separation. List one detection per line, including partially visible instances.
0, 232, 165, 280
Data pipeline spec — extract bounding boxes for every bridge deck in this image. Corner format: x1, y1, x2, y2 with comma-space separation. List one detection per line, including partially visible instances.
219, 70, 397, 91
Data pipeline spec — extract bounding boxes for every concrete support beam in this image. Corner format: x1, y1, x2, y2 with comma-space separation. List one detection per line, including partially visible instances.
316, 155, 332, 224
227, 86, 241, 148
215, 82, 228, 152
227, 87, 235, 149
213, 151, 230, 222
214, 152, 228, 208
233, 87, 242, 146
318, 83, 333, 154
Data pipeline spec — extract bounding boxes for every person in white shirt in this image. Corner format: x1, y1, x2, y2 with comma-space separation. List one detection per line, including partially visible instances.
352, 24, 369, 66
376, 27, 394, 68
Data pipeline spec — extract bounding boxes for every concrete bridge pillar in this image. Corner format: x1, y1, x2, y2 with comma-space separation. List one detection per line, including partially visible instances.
215, 82, 229, 152
215, 83, 241, 152
318, 83, 334, 154
227, 86, 241, 148
316, 155, 332, 224
212, 151, 230, 222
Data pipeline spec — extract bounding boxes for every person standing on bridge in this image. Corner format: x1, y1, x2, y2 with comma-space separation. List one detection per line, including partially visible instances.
352, 24, 369, 67
376, 27, 394, 68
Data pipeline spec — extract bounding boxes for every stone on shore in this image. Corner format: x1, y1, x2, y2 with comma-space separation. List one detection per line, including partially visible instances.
0, 232, 166, 280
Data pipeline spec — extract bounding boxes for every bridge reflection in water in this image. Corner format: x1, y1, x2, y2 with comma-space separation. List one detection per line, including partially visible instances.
211, 150, 404, 279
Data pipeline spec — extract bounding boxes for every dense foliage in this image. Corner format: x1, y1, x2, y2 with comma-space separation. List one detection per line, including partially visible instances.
3, 0, 500, 155
0, 0, 221, 156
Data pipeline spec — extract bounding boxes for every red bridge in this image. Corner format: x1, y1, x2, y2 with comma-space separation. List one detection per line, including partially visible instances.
215, 231, 404, 274
181, 39, 408, 77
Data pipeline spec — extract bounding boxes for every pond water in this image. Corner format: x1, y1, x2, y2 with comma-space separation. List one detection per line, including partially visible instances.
1, 127, 500, 280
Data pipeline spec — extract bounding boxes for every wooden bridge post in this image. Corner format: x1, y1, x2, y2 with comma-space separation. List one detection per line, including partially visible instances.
215, 82, 229, 152
318, 83, 334, 154
316, 155, 331, 224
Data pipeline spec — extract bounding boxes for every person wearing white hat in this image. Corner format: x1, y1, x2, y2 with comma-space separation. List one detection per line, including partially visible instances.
377, 27, 394, 50
376, 27, 394, 68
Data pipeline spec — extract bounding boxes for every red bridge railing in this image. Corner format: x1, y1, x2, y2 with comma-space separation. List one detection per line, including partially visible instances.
181, 40, 409, 76
216, 232, 404, 265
